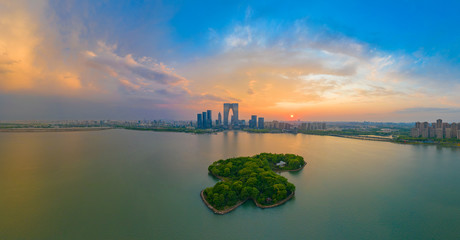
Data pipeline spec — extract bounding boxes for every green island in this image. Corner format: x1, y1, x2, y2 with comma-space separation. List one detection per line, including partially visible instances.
201, 153, 306, 215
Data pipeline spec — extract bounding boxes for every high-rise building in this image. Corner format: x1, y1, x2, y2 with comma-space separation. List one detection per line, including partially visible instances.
218, 112, 222, 126
197, 113, 202, 128
410, 119, 460, 139
436, 119, 443, 129
207, 110, 212, 128
436, 128, 443, 139
421, 122, 429, 138
223, 103, 239, 127
445, 127, 452, 139
202, 112, 207, 128
452, 123, 458, 139
258, 117, 264, 129
250, 115, 257, 128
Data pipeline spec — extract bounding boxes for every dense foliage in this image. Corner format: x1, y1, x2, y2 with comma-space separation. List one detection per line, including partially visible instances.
203, 153, 305, 210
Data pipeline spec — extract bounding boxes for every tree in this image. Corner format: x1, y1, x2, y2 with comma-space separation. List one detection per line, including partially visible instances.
273, 184, 287, 200
223, 167, 230, 176
246, 177, 257, 187
211, 168, 220, 176
288, 159, 300, 169
203, 153, 304, 209
240, 186, 251, 199
233, 181, 243, 192
227, 191, 238, 205
250, 187, 259, 199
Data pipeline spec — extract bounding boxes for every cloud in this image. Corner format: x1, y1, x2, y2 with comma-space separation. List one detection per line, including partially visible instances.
195, 93, 240, 103
0, 1, 44, 90
0, 0, 92, 94
395, 107, 460, 114
353, 85, 405, 98
0, 1, 239, 119
2, 1, 460, 121
184, 20, 422, 116
247, 80, 256, 95
225, 25, 252, 48
85, 42, 187, 86
83, 41, 239, 109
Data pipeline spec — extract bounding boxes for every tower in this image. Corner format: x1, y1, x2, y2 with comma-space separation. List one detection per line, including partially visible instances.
207, 110, 212, 128
223, 103, 239, 127
436, 119, 443, 129
197, 113, 202, 128
218, 112, 222, 126
258, 117, 264, 129
250, 115, 257, 128
202, 112, 207, 128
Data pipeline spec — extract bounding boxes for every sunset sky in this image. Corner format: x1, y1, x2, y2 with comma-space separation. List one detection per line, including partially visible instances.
1, 0, 460, 121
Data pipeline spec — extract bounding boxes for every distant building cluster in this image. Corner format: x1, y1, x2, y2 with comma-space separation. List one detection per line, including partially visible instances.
194, 103, 328, 131
195, 103, 240, 129
248, 115, 265, 129
411, 119, 460, 139
263, 121, 326, 130
264, 121, 292, 130
299, 122, 327, 130
196, 110, 217, 129
196, 103, 261, 129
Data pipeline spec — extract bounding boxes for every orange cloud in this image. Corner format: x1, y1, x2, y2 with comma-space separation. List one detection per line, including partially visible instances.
0, 1, 93, 95
0, 1, 43, 90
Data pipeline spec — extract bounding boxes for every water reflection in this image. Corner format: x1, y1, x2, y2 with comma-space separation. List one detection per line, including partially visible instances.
0, 130, 459, 240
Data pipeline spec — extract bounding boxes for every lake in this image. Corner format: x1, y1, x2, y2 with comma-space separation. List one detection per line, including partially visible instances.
0, 129, 459, 239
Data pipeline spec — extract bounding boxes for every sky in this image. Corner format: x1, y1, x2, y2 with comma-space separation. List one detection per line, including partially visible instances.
1, 0, 460, 122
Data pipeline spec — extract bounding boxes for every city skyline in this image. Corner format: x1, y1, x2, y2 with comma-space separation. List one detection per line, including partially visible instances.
2, 1, 460, 121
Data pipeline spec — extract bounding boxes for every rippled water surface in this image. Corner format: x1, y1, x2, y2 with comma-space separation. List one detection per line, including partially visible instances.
0, 130, 459, 239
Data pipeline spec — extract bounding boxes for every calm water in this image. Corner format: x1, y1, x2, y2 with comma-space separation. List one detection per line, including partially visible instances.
0, 130, 459, 239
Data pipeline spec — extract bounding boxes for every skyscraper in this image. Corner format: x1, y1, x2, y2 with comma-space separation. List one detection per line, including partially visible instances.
197, 113, 202, 128
202, 112, 207, 128
207, 110, 212, 128
258, 117, 264, 129
250, 115, 257, 128
436, 119, 443, 129
218, 112, 222, 126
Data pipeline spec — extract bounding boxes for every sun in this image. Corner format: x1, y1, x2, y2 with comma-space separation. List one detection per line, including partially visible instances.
290, 114, 294, 118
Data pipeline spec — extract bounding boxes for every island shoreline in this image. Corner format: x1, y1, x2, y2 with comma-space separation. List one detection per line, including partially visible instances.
200, 190, 295, 215
202, 160, 305, 215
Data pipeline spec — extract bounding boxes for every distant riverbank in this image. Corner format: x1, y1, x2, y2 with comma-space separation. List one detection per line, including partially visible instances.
4, 126, 458, 148
0, 127, 112, 133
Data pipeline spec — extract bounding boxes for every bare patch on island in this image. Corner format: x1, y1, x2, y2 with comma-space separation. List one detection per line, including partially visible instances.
201, 153, 306, 215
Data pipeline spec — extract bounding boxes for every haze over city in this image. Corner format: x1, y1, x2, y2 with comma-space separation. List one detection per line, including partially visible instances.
2, 1, 460, 122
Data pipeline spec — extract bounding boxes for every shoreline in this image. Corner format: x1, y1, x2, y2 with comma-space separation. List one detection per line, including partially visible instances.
0, 127, 112, 133
275, 163, 307, 172
200, 190, 296, 215
253, 191, 295, 208
203, 163, 303, 215
5, 127, 457, 148
200, 190, 247, 215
